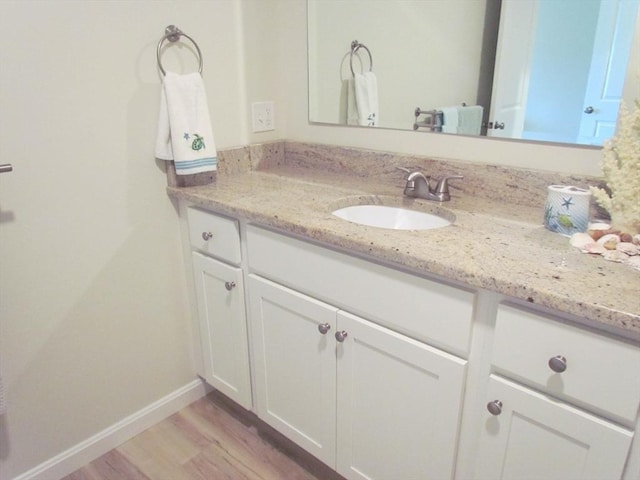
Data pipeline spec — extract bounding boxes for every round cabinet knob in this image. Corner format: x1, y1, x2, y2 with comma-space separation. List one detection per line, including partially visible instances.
202, 231, 213, 241
487, 400, 503, 416
548, 355, 567, 373
584, 106, 594, 114
335, 330, 348, 342
224, 281, 236, 291
318, 323, 331, 335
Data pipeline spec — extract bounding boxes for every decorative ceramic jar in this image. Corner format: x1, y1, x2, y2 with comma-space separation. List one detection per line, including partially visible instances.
544, 185, 591, 236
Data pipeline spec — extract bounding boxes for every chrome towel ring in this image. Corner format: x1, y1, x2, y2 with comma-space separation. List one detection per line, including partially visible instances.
156, 25, 203, 76
349, 40, 373, 77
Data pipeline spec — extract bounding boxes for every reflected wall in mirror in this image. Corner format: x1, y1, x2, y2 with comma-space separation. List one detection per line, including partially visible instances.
308, 0, 639, 147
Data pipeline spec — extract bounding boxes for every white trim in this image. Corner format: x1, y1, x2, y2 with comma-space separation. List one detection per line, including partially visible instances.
12, 379, 209, 480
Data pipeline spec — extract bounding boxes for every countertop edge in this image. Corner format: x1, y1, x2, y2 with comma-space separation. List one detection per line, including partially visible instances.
167, 174, 640, 340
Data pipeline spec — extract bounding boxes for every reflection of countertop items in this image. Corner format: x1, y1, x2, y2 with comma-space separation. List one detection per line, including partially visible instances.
167, 147, 639, 338
439, 105, 483, 135
440, 106, 459, 134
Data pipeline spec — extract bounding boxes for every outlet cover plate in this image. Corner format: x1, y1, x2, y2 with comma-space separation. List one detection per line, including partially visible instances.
252, 101, 275, 132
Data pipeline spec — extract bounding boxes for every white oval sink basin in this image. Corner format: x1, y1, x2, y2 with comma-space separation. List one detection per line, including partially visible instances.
332, 205, 451, 230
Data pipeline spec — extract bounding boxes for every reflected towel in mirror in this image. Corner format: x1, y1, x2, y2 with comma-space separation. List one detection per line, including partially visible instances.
440, 105, 483, 135
353, 72, 378, 126
458, 105, 483, 135
440, 106, 459, 134
346, 78, 359, 125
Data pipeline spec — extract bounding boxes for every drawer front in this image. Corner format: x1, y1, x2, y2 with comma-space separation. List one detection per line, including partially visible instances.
187, 207, 241, 265
492, 304, 640, 424
246, 225, 475, 357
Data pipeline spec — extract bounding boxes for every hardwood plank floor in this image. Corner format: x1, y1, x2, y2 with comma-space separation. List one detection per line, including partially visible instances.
63, 391, 344, 480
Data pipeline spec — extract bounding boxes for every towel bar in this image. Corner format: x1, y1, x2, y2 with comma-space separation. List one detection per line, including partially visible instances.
349, 40, 373, 77
156, 25, 203, 76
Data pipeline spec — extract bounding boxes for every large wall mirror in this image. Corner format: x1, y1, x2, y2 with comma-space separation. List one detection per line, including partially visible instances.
308, 0, 639, 148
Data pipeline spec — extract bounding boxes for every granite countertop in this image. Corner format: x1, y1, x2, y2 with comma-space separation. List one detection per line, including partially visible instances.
168, 165, 640, 339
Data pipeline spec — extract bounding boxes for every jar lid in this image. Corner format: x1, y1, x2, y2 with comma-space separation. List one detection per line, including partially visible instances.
548, 185, 590, 195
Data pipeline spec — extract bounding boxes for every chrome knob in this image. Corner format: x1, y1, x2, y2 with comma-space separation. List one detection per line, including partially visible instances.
487, 400, 503, 415
335, 330, 348, 342
0, 164, 13, 173
548, 355, 567, 373
318, 323, 331, 335
584, 106, 594, 114
224, 281, 236, 291
202, 231, 213, 241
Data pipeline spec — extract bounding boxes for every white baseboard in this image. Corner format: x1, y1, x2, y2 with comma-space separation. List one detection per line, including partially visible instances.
12, 379, 209, 480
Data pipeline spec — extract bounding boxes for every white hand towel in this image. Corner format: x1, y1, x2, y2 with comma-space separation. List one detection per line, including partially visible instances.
457, 105, 483, 135
440, 106, 460, 134
155, 72, 217, 175
354, 72, 378, 126
346, 79, 359, 125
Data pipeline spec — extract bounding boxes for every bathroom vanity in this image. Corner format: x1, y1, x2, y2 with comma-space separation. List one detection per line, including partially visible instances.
170, 145, 640, 480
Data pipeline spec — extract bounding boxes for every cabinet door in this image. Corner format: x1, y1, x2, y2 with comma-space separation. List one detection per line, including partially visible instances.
192, 252, 251, 409
249, 275, 338, 467
474, 375, 634, 480
336, 311, 467, 480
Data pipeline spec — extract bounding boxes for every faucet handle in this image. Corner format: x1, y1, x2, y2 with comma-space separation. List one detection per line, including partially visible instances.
435, 175, 463, 194
396, 166, 411, 176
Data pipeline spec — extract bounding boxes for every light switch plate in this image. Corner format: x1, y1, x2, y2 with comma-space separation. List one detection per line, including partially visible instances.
251, 101, 275, 132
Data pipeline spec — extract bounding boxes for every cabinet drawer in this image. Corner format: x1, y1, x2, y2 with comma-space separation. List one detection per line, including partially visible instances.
247, 225, 474, 357
492, 304, 640, 424
187, 207, 241, 265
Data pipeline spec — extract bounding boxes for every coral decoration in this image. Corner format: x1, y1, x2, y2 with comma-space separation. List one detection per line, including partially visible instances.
590, 100, 640, 234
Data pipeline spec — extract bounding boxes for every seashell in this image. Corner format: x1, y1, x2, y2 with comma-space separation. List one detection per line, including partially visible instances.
623, 255, 640, 271
601, 250, 629, 263
570, 232, 594, 249
587, 223, 610, 240
634, 234, 640, 245
588, 222, 610, 231
581, 243, 607, 254
616, 242, 639, 256
620, 233, 633, 243
597, 233, 620, 250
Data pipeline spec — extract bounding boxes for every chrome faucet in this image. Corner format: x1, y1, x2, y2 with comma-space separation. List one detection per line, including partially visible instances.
398, 168, 463, 202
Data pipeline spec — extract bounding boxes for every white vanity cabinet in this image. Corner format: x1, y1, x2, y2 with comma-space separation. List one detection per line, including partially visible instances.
177, 204, 640, 480
186, 207, 252, 409
247, 226, 472, 480
473, 305, 639, 480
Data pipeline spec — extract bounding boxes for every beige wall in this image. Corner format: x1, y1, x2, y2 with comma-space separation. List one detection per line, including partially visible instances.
0, 1, 247, 479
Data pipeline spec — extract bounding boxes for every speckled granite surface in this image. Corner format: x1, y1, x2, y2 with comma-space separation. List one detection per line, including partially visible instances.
168, 141, 639, 339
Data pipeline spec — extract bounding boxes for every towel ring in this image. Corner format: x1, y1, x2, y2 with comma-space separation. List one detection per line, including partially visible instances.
349, 40, 373, 77
157, 25, 203, 76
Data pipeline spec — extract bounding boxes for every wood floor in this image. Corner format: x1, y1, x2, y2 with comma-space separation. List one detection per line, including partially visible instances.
63, 391, 344, 480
